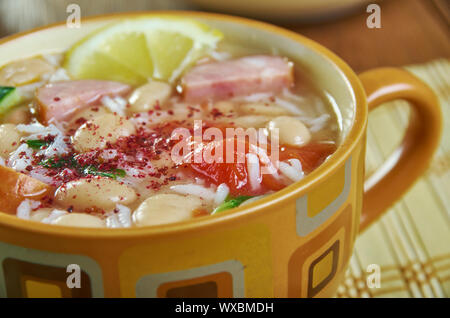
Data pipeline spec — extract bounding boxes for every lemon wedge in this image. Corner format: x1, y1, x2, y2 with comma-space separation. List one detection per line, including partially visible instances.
64, 17, 223, 86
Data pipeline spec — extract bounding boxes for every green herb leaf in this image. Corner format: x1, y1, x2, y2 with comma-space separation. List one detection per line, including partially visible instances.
83, 165, 126, 179
0, 86, 22, 115
26, 139, 51, 150
0, 86, 15, 100
38, 157, 73, 168
38, 158, 56, 168
212, 195, 253, 214
39, 155, 126, 180
114, 168, 126, 178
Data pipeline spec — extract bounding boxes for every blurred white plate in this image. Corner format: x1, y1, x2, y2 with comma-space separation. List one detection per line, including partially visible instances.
188, 0, 373, 22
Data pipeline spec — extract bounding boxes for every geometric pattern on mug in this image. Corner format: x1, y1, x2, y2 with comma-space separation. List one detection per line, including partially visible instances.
307, 240, 340, 297
0, 241, 104, 298
287, 219, 347, 297
135, 260, 245, 298
295, 157, 352, 236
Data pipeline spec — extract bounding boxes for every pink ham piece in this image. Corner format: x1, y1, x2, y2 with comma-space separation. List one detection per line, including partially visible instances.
182, 55, 294, 102
36, 80, 131, 123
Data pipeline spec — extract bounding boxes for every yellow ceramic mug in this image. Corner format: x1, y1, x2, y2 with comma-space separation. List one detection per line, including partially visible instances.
0, 12, 441, 298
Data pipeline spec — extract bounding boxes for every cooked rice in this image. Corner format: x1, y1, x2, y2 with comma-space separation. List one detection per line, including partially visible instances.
170, 184, 216, 201
116, 204, 132, 228
249, 144, 279, 176
238, 92, 274, 103
274, 97, 304, 115
101, 95, 126, 116
16, 199, 40, 220
106, 214, 122, 228
287, 158, 303, 172
279, 160, 304, 182
29, 168, 54, 184
214, 183, 229, 205
308, 114, 330, 132
246, 153, 261, 190
282, 88, 306, 102
8, 143, 33, 172
16, 123, 69, 157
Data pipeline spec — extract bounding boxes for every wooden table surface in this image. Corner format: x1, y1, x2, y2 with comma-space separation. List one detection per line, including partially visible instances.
288, 0, 450, 72
0, 0, 448, 71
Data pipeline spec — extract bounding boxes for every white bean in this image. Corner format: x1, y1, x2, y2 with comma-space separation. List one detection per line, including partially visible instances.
0, 124, 22, 157
128, 81, 172, 113
52, 213, 105, 228
133, 194, 202, 227
30, 208, 52, 222
0, 58, 55, 86
54, 177, 137, 211
266, 116, 311, 146
72, 114, 135, 152
69, 106, 109, 127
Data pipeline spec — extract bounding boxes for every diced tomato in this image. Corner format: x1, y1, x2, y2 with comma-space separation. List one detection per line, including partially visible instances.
261, 142, 337, 190
260, 173, 286, 192
0, 166, 54, 214
189, 138, 261, 196
185, 134, 336, 196
279, 143, 336, 173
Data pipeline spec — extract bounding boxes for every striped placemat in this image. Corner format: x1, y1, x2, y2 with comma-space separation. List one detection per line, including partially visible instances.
337, 59, 450, 298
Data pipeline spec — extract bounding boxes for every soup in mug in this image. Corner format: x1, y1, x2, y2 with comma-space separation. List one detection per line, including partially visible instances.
0, 18, 340, 228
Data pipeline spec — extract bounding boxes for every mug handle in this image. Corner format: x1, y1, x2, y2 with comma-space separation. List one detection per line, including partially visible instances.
358, 67, 442, 232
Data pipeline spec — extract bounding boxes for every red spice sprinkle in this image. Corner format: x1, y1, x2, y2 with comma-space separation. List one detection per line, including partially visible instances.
75, 117, 87, 126
54, 97, 61, 102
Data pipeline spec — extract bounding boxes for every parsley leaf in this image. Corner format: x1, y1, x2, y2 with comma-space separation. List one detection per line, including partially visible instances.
39, 156, 126, 180
212, 196, 253, 214
26, 139, 51, 150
